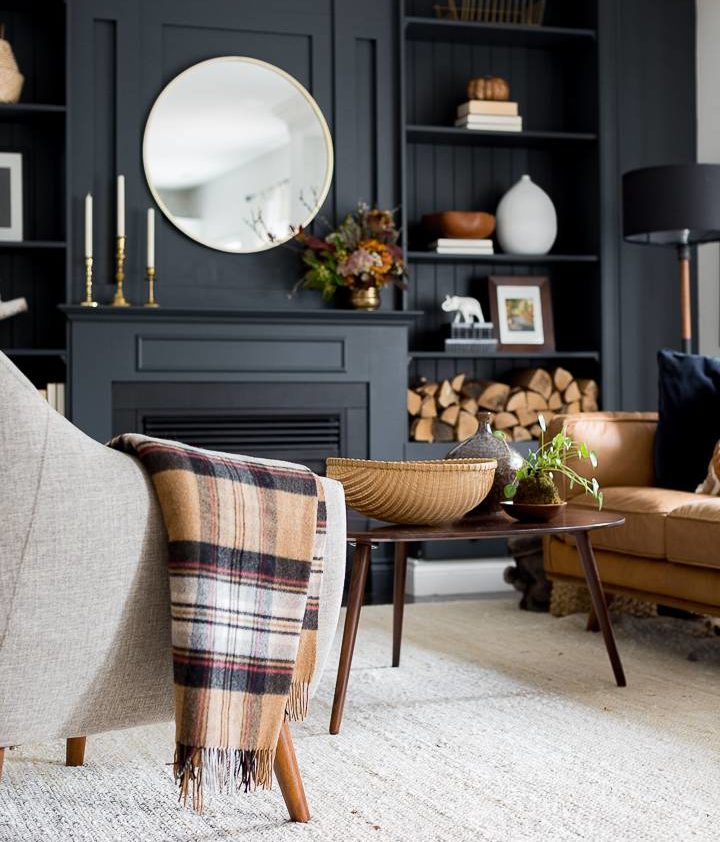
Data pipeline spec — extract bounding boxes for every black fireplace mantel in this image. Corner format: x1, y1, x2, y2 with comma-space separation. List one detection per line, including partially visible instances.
63, 306, 420, 462
62, 306, 422, 325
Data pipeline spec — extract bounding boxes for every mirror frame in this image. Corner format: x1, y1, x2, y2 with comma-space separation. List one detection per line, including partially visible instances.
142, 56, 334, 254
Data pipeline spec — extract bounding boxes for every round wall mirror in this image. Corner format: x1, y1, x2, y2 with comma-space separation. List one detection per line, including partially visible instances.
143, 57, 334, 253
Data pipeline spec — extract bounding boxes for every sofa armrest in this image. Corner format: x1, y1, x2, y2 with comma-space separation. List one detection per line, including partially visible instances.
546, 412, 658, 497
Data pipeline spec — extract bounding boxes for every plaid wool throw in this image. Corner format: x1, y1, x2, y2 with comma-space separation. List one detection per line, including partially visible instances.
110, 435, 326, 809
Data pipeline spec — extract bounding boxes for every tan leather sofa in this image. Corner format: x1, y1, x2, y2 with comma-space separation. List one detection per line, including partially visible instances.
544, 412, 720, 614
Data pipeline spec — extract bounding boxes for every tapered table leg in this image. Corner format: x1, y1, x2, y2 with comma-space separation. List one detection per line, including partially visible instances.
330, 542, 372, 735
587, 594, 614, 632
392, 542, 408, 668
274, 721, 310, 823
575, 530, 626, 687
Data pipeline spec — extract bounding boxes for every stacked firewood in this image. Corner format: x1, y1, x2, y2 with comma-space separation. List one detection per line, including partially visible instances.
408, 367, 599, 443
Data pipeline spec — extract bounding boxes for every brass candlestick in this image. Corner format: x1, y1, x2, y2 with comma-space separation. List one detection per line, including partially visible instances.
112, 235, 130, 307
80, 256, 98, 307
145, 266, 159, 308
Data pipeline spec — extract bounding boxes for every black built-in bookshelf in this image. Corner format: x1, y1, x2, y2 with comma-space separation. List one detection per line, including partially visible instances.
0, 0, 65, 387
399, 0, 603, 395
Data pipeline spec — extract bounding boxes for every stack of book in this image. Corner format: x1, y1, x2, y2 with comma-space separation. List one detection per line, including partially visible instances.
37, 382, 66, 416
454, 100, 522, 133
429, 238, 494, 256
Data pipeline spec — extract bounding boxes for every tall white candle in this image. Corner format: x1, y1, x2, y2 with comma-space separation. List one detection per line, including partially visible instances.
116, 174, 125, 237
84, 193, 93, 258
147, 207, 155, 268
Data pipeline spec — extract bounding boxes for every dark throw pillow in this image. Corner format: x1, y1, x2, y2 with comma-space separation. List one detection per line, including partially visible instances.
655, 350, 720, 491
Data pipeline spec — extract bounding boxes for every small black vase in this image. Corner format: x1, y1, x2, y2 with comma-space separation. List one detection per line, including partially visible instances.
446, 412, 523, 512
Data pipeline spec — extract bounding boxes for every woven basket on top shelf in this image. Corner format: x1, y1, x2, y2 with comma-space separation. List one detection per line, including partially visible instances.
326, 457, 497, 525
434, 0, 546, 25
0, 26, 23, 104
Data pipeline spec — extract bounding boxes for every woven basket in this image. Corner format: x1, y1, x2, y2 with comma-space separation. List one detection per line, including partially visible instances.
326, 457, 496, 525
434, 0, 546, 25
0, 30, 24, 104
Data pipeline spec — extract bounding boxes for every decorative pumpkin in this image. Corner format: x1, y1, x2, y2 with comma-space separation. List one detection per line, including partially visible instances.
466, 76, 510, 102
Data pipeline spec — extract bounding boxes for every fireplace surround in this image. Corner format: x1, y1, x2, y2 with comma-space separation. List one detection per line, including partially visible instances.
65, 307, 416, 460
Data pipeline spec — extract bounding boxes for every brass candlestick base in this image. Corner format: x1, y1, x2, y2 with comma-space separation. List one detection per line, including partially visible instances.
145, 266, 159, 308
112, 235, 131, 307
80, 256, 98, 307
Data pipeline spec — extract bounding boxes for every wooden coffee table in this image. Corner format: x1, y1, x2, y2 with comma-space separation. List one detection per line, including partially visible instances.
330, 508, 626, 735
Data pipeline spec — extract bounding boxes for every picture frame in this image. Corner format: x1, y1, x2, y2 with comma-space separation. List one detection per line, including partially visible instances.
0, 152, 23, 242
488, 275, 555, 353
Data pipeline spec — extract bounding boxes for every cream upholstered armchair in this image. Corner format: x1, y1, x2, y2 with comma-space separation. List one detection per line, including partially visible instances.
0, 351, 346, 821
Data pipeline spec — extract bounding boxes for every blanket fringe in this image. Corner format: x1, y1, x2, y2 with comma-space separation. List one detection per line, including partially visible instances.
286, 679, 310, 721
174, 744, 275, 813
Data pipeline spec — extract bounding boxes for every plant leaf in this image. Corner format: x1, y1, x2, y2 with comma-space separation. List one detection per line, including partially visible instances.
504, 483, 517, 499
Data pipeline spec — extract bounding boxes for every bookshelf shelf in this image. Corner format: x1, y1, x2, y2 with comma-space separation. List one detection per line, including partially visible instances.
0, 240, 66, 250
409, 350, 600, 361
404, 16, 597, 47
2, 348, 67, 359
407, 251, 599, 264
407, 125, 597, 147
0, 1, 68, 386
0, 103, 65, 121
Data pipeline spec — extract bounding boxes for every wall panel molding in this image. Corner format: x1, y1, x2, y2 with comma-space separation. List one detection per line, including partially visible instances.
67, 0, 397, 310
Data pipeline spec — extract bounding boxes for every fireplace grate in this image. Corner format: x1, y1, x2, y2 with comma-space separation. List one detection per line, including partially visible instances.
143, 413, 343, 474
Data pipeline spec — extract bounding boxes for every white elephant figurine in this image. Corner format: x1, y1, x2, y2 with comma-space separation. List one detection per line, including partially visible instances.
441, 294, 486, 324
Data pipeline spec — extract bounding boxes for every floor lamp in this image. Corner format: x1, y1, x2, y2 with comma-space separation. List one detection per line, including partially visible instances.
622, 164, 720, 354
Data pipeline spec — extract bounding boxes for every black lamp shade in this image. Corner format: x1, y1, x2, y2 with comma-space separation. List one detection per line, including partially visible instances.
622, 164, 720, 246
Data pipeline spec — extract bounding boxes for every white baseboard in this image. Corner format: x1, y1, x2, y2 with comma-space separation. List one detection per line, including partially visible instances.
406, 556, 514, 599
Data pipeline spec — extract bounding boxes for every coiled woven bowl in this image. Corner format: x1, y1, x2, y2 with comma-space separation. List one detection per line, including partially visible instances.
326, 457, 497, 525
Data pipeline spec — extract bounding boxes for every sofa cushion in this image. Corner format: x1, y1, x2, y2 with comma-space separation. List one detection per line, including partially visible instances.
666, 496, 720, 570
563, 487, 700, 558
654, 350, 720, 491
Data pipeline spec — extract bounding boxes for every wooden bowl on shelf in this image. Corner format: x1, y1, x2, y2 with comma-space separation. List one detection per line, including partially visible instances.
326, 457, 497, 525
422, 211, 496, 240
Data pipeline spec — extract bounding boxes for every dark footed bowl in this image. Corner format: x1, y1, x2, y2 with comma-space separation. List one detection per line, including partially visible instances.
500, 501, 567, 523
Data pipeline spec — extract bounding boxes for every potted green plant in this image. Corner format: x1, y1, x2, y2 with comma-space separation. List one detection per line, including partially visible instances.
500, 414, 603, 522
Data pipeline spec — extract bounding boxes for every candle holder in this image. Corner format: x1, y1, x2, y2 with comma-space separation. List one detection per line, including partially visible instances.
144, 266, 159, 308
112, 235, 131, 307
80, 256, 98, 308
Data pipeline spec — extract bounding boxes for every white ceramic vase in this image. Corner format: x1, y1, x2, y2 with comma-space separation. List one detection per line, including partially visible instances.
495, 174, 557, 255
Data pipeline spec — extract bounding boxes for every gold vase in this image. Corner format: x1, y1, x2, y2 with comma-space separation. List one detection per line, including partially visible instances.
350, 287, 380, 311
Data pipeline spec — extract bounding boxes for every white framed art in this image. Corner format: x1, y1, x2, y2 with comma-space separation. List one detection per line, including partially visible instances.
0, 153, 23, 241
488, 275, 555, 353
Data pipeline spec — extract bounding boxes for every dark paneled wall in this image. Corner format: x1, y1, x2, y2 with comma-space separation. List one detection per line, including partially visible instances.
65, 0, 697, 410
66, 0, 397, 310
599, 0, 697, 410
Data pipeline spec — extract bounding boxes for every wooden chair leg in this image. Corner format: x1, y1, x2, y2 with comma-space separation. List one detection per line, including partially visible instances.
274, 721, 310, 823
66, 737, 86, 767
0, 748, 5, 781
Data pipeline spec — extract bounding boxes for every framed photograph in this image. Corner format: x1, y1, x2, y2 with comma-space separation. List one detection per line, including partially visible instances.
0, 153, 23, 241
488, 276, 555, 352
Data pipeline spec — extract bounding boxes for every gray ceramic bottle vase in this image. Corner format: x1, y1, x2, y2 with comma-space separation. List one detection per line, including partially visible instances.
446, 412, 524, 512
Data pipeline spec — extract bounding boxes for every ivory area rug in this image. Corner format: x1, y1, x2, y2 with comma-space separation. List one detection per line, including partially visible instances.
2, 598, 719, 842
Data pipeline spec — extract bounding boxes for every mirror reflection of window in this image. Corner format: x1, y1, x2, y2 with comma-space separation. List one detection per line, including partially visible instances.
143, 57, 333, 253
